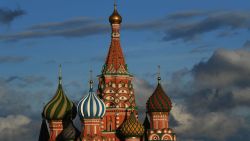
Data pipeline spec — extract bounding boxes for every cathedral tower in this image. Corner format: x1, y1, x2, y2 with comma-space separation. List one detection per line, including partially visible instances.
78, 74, 106, 141
42, 65, 75, 141
145, 67, 176, 141
97, 3, 137, 140
40, 3, 177, 141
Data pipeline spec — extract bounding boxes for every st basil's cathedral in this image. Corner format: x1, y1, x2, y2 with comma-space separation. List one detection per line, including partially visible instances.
39, 4, 177, 141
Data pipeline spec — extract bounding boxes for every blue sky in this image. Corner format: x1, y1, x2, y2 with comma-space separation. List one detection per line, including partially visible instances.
0, 0, 250, 141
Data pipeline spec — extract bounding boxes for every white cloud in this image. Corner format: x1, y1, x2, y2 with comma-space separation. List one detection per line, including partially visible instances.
193, 49, 250, 89
232, 88, 250, 103
172, 103, 245, 141
171, 103, 194, 132
133, 77, 154, 108
0, 115, 31, 139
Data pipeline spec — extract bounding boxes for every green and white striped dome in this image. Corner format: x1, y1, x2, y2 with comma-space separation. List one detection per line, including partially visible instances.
43, 65, 73, 120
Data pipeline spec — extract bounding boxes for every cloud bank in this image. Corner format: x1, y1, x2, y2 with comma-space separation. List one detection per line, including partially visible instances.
1, 11, 249, 42
134, 48, 250, 141
172, 48, 250, 141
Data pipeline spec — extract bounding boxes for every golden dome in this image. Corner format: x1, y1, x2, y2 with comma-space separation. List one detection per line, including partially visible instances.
120, 112, 144, 138
109, 5, 122, 24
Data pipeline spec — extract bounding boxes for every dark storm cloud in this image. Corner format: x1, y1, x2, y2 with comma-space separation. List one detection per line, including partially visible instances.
126, 11, 250, 42
184, 49, 250, 115
0, 76, 53, 140
0, 17, 108, 41
0, 78, 32, 116
0, 75, 53, 116
1, 11, 249, 42
0, 56, 29, 64
176, 49, 250, 115
0, 23, 108, 41
0, 7, 25, 25
168, 48, 250, 141
192, 49, 250, 89
163, 11, 250, 41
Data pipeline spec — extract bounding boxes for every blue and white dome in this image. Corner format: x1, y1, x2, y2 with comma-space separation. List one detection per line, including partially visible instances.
78, 80, 106, 119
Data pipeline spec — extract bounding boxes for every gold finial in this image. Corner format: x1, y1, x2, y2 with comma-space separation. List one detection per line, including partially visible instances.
59, 64, 62, 85
109, 0, 122, 24
157, 65, 161, 83
89, 70, 93, 89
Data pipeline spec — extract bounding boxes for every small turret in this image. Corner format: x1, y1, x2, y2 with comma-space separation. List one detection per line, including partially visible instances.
78, 74, 106, 119
146, 66, 172, 113
120, 111, 144, 140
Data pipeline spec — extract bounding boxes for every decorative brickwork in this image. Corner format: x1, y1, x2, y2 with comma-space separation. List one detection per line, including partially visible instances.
146, 81, 176, 141
97, 5, 137, 141
40, 4, 176, 141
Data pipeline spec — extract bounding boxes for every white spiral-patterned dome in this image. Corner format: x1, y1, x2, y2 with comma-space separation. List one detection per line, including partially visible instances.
78, 80, 106, 119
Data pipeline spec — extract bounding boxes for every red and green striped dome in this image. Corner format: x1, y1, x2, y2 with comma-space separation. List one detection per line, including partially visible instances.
146, 83, 172, 112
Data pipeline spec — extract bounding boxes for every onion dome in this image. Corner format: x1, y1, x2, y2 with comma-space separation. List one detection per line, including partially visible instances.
109, 4, 122, 24
146, 70, 172, 112
120, 112, 144, 138
78, 79, 106, 119
43, 65, 73, 120
57, 121, 80, 141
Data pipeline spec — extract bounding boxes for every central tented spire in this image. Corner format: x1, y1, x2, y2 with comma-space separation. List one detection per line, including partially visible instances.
102, 3, 128, 75
97, 4, 137, 140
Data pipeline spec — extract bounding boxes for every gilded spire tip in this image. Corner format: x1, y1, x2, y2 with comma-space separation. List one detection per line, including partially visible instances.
59, 64, 62, 85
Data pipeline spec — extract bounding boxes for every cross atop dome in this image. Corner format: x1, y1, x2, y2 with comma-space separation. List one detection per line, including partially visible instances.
59, 64, 62, 85
157, 65, 161, 83
89, 70, 93, 89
